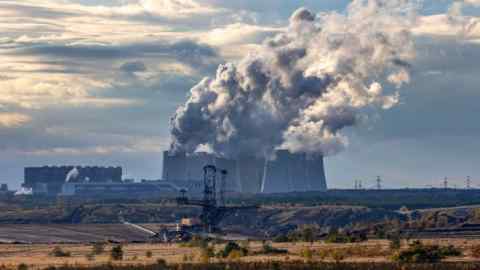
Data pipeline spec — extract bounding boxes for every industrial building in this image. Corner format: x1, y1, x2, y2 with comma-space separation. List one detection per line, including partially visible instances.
24, 166, 122, 196
60, 179, 203, 198
162, 150, 327, 194
61, 181, 177, 198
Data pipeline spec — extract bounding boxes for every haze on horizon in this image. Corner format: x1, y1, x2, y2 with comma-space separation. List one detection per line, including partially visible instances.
1, 0, 480, 190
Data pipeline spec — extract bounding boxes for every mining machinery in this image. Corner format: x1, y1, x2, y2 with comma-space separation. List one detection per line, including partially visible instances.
176, 165, 257, 233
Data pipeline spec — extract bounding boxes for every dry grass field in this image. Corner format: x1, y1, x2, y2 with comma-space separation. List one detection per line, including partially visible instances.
0, 238, 479, 269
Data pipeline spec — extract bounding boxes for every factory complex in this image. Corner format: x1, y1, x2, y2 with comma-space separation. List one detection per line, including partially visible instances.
20, 149, 327, 198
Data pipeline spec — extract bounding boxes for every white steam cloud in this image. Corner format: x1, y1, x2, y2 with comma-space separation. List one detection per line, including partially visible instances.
65, 167, 79, 182
170, 0, 417, 158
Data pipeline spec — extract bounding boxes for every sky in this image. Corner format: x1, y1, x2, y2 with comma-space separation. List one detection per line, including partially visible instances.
1, 0, 480, 189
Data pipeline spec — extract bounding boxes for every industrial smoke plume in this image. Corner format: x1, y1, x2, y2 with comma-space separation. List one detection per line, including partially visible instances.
170, 0, 417, 159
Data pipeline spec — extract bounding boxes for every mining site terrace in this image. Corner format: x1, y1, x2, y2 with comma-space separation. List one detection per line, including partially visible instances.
3, 189, 480, 243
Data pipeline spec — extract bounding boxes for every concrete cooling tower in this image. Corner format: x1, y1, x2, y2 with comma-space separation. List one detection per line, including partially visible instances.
261, 150, 327, 193
162, 150, 327, 194
236, 156, 265, 194
162, 151, 240, 192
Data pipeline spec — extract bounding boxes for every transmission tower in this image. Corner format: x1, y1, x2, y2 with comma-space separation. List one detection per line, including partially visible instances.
376, 176, 382, 190
443, 177, 448, 190
467, 176, 471, 189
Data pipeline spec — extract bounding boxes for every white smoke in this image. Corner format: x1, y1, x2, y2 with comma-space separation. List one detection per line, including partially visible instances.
65, 167, 79, 182
14, 187, 32, 196
14, 187, 33, 196
170, 0, 417, 158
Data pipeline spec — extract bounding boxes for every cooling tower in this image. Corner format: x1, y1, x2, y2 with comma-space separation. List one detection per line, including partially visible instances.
162, 151, 187, 180
215, 157, 240, 192
261, 150, 291, 193
262, 150, 327, 193
162, 150, 326, 194
236, 156, 264, 193
185, 152, 215, 180
306, 154, 327, 191
162, 151, 240, 191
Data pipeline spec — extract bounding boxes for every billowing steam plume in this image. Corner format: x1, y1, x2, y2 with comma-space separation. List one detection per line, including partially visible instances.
170, 0, 417, 158
65, 167, 79, 182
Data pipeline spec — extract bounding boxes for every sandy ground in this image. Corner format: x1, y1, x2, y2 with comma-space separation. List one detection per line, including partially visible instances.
0, 224, 155, 243
0, 239, 479, 269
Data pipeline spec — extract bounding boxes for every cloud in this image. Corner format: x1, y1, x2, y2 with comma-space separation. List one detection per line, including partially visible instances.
464, 0, 480, 6
9, 39, 218, 61
0, 113, 31, 128
200, 23, 282, 57
120, 61, 147, 73
0, 76, 140, 109
139, 0, 225, 18
414, 14, 480, 39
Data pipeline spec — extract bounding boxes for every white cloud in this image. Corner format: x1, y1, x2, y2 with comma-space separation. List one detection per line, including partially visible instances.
413, 14, 480, 40
465, 0, 480, 6
202, 23, 283, 46
18, 136, 169, 156
0, 113, 31, 128
139, 0, 225, 17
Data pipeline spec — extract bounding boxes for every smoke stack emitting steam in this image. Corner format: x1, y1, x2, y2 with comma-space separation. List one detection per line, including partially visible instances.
170, 0, 416, 159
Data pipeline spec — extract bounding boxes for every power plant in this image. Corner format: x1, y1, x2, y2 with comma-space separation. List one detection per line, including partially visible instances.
24, 166, 122, 196
20, 149, 327, 198
162, 149, 327, 194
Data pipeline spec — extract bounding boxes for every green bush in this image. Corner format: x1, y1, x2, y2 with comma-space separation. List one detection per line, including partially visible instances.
110, 245, 124, 261
17, 263, 28, 270
300, 247, 313, 261
301, 227, 315, 243
392, 240, 461, 263
324, 229, 366, 244
218, 242, 248, 258
50, 246, 71, 257
261, 243, 288, 255
389, 236, 401, 250
439, 245, 462, 257
146, 250, 153, 258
